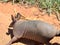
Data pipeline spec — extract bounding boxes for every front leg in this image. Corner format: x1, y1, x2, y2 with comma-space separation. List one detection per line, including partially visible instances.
6, 36, 18, 45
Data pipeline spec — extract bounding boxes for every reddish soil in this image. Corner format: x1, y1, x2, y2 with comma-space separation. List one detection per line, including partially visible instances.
0, 2, 60, 45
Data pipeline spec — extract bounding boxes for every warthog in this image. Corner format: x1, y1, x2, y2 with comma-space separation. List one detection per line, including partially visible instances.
7, 13, 60, 45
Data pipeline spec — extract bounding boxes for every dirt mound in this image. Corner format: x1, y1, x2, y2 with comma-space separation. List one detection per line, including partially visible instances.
0, 2, 60, 45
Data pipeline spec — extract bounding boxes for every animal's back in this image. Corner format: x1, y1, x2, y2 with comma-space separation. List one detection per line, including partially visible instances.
13, 20, 57, 43
13, 20, 38, 38
36, 20, 57, 38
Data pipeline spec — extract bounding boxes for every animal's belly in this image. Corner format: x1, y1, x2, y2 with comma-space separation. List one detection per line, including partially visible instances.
22, 30, 50, 43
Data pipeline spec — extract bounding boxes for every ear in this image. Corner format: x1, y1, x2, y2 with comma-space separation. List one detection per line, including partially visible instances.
15, 13, 21, 20
15, 13, 25, 20
16, 13, 25, 19
11, 15, 15, 22
15, 13, 25, 21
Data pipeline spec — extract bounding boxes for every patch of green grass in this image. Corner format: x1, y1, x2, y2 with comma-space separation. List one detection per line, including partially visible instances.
0, 0, 60, 20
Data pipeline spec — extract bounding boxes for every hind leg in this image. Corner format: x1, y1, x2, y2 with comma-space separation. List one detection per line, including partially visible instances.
6, 36, 18, 45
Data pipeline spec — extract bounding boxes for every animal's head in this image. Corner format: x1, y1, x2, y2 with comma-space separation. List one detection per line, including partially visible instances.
9, 13, 25, 27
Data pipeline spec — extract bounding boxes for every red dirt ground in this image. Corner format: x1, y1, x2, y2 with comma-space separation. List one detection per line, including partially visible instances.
0, 2, 60, 45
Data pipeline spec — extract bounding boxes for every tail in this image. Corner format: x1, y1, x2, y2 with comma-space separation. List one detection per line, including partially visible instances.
56, 30, 60, 36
